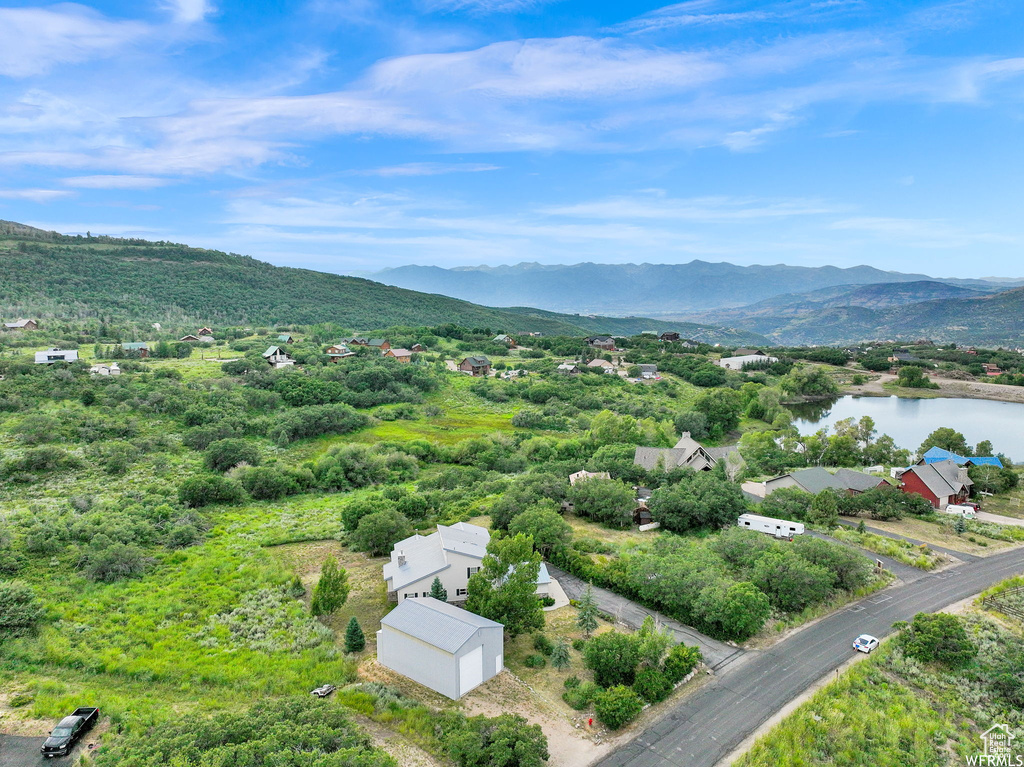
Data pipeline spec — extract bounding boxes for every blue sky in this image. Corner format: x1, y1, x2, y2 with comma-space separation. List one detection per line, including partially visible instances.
1, 0, 1023, 276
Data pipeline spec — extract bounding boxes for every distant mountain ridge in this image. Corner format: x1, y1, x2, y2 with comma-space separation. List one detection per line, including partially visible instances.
372, 261, 973, 316
0, 221, 765, 343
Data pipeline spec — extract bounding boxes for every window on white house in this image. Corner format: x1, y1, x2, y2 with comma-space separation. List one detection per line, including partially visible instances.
456, 588, 467, 596
467, 566, 481, 577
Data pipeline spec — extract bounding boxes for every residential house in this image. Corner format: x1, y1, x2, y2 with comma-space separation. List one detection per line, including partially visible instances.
756, 467, 889, 498
383, 348, 413, 363
346, 337, 369, 346
899, 459, 972, 508
458, 356, 491, 376
734, 348, 766, 357
325, 344, 355, 362
556, 362, 581, 375
197, 327, 213, 336
568, 470, 611, 486
376, 597, 504, 700
638, 363, 658, 379
410, 343, 426, 353
88, 363, 120, 376
3, 319, 38, 331
587, 336, 616, 351
918, 446, 1002, 468
492, 334, 517, 347
681, 340, 699, 349
179, 334, 201, 342
717, 354, 779, 370
383, 522, 550, 604
659, 332, 680, 342
34, 348, 78, 364
121, 342, 150, 358
633, 432, 739, 473
587, 358, 615, 372
367, 339, 390, 351
633, 505, 654, 526
278, 334, 295, 344
888, 353, 923, 364
262, 345, 295, 368
982, 363, 1002, 377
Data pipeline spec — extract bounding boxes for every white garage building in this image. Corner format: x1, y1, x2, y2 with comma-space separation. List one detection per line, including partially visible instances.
377, 597, 504, 700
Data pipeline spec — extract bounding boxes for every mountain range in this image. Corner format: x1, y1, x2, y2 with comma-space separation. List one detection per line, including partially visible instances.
372, 262, 1024, 345
0, 221, 763, 343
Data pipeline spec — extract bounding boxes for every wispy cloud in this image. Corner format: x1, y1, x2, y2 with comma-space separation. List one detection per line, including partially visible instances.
830, 216, 1017, 248
62, 175, 171, 189
0, 5, 149, 78
544, 192, 842, 221
420, 0, 557, 13
351, 162, 501, 176
0, 188, 75, 203
163, 0, 214, 24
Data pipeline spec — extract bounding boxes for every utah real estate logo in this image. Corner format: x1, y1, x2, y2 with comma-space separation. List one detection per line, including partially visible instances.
967, 724, 1021, 766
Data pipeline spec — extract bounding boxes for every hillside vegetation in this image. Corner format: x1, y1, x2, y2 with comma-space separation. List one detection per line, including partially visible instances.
0, 221, 763, 343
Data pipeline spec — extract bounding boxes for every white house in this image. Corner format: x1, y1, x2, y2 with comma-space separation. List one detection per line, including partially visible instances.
377, 597, 504, 699
716, 354, 778, 370
383, 522, 551, 603
34, 348, 78, 364
88, 363, 121, 376
568, 469, 611, 486
262, 345, 295, 368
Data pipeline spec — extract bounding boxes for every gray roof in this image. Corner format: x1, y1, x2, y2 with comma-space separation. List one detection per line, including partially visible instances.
380, 597, 502, 653
462, 356, 490, 366
834, 468, 887, 492
383, 522, 489, 591
705, 444, 741, 461
904, 458, 971, 498
782, 467, 885, 494
5, 319, 34, 328
638, 364, 657, 373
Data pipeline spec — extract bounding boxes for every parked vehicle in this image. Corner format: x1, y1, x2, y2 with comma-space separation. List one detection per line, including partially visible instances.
737, 513, 804, 539
41, 707, 99, 758
852, 634, 879, 654
944, 504, 977, 519
310, 684, 336, 698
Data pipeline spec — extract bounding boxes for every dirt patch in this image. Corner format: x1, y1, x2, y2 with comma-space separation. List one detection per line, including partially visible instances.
865, 517, 1016, 556
845, 373, 1024, 404
267, 541, 390, 653
356, 715, 447, 767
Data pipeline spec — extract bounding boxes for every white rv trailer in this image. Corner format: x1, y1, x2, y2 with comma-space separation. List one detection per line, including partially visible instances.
737, 513, 804, 539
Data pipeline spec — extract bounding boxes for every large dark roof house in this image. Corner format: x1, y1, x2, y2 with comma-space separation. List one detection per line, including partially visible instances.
759, 467, 889, 498
587, 336, 616, 351
633, 432, 739, 473
459, 356, 491, 376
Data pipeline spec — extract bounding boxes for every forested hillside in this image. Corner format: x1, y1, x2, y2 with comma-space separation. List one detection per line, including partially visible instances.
0, 222, 763, 343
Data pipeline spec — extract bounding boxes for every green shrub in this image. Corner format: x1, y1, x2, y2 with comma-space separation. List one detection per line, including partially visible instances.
533, 634, 555, 656
0, 581, 44, 637
584, 631, 640, 687
562, 680, 600, 710
633, 667, 672, 703
204, 438, 262, 472
178, 474, 246, 508
594, 685, 643, 730
663, 644, 702, 684
564, 675, 581, 690
524, 653, 547, 668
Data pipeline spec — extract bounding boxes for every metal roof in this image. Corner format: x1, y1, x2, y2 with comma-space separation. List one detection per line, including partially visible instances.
922, 446, 1002, 468
381, 597, 502, 653
904, 459, 972, 498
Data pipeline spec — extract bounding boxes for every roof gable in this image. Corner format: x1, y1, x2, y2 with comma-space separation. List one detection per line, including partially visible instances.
381, 597, 502, 653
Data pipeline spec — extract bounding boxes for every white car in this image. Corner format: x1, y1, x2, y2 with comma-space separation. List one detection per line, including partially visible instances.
853, 634, 879, 654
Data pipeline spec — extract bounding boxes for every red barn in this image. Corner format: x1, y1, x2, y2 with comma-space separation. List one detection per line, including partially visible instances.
899, 459, 972, 508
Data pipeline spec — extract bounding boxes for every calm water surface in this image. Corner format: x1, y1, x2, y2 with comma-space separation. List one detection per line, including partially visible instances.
789, 395, 1024, 458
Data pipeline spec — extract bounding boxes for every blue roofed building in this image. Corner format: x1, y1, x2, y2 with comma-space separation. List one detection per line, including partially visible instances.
920, 446, 1002, 468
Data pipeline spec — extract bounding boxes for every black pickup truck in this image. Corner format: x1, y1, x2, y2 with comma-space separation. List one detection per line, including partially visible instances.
40, 707, 99, 758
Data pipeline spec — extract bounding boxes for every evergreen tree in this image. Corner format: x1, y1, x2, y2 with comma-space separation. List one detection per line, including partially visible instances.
551, 639, 571, 670
310, 557, 350, 617
429, 576, 448, 602
577, 585, 599, 638
344, 616, 366, 653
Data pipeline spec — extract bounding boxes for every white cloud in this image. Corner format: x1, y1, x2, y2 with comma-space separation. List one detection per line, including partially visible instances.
420, 0, 555, 13
163, 0, 214, 24
62, 175, 171, 189
351, 162, 501, 176
0, 5, 149, 78
829, 216, 1016, 248
0, 188, 74, 203
544, 193, 841, 221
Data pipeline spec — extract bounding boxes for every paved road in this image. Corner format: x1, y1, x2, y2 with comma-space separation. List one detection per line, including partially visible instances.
0, 734, 78, 767
978, 510, 1024, 527
547, 565, 743, 671
597, 545, 1024, 767
804, 530, 925, 584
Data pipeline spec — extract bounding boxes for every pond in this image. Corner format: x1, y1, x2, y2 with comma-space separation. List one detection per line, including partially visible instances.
789, 395, 1024, 458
